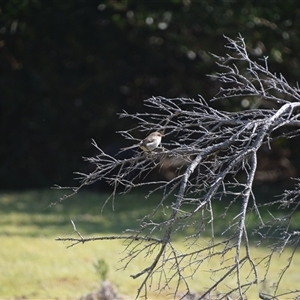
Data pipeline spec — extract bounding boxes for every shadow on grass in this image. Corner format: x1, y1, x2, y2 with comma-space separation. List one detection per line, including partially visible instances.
1, 187, 299, 241
0, 189, 174, 237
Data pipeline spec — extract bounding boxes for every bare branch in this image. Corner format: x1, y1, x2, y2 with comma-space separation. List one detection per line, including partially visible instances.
55, 35, 300, 299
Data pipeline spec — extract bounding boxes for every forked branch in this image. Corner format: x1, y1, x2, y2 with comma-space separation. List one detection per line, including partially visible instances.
56, 35, 300, 300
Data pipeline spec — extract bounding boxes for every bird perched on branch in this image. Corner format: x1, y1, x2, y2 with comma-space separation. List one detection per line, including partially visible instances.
121, 131, 163, 152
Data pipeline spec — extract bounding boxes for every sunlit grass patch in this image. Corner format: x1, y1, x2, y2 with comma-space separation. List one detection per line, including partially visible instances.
0, 189, 299, 299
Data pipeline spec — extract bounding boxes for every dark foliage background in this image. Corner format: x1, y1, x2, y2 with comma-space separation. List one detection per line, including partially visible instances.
1, 0, 300, 189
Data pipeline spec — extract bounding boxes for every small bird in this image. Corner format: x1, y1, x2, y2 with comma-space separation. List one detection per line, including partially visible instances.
121, 131, 163, 152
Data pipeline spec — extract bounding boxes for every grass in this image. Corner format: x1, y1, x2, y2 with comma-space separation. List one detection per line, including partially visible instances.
0, 189, 300, 299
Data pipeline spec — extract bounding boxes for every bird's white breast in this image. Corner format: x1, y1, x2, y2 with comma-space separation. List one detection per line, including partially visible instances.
145, 136, 162, 151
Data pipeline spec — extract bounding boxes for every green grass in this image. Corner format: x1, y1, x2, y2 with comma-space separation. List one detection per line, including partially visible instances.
1, 189, 300, 299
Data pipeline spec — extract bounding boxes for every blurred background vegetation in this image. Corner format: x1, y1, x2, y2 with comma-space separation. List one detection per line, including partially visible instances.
1, 0, 300, 190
